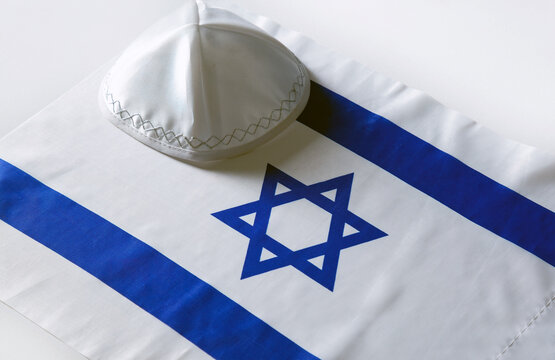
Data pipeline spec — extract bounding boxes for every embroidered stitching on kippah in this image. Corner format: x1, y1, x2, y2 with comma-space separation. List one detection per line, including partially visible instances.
104, 63, 305, 151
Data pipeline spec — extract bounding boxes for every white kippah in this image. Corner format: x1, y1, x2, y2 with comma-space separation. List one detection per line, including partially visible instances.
100, 0, 310, 162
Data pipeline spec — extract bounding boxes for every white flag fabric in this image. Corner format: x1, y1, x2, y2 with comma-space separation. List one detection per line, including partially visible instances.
1, 1, 554, 359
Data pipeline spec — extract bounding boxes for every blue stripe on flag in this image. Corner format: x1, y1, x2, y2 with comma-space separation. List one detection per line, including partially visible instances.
0, 159, 317, 360
298, 82, 555, 267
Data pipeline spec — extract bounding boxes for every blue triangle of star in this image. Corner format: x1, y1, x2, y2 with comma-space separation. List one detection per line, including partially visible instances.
212, 164, 387, 291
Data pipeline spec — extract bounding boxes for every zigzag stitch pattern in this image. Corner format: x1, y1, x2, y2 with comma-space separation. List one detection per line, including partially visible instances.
105, 64, 305, 150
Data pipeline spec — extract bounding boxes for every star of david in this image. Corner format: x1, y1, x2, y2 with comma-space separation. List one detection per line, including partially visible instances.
212, 164, 387, 291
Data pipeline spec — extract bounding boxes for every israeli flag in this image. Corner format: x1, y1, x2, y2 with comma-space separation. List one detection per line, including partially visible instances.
0, 1, 554, 359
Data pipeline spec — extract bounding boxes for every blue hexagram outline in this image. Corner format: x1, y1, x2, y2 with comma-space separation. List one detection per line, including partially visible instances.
212, 164, 387, 291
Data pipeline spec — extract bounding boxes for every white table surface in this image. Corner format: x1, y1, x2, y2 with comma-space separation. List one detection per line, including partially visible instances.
1, 1, 554, 358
